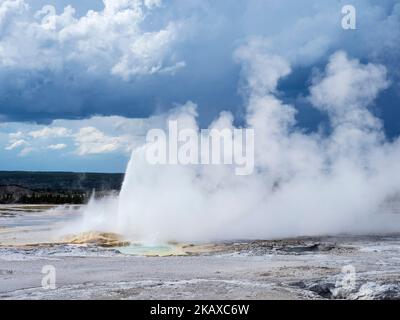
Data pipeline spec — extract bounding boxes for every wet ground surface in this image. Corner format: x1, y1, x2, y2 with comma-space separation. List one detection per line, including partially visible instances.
1, 205, 400, 300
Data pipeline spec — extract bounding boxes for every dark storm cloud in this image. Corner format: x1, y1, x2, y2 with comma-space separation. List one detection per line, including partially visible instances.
0, 0, 399, 135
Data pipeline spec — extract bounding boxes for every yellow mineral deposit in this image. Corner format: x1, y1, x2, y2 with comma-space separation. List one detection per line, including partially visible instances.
62, 231, 130, 247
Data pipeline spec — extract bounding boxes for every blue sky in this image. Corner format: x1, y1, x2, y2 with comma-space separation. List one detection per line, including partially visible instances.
0, 0, 399, 172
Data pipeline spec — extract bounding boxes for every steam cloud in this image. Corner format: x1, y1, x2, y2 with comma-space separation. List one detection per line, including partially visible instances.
71, 41, 400, 243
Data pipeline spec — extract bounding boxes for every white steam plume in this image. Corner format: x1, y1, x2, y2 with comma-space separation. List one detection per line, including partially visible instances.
71, 42, 400, 243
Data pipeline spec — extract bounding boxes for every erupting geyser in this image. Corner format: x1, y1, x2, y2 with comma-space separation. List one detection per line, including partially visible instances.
76, 44, 400, 243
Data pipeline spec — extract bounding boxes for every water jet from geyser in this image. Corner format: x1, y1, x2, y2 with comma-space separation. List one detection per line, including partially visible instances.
75, 48, 400, 244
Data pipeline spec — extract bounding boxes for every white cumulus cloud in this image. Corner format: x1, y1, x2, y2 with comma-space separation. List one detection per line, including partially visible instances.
2, 114, 165, 157
5, 139, 28, 150
46, 143, 67, 150
0, 0, 185, 79
29, 126, 71, 138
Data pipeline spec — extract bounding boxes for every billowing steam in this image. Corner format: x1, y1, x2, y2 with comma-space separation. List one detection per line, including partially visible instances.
70, 41, 400, 243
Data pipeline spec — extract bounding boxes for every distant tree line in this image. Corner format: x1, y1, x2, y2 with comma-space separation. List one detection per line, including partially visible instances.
0, 171, 124, 205
0, 192, 88, 204
0, 171, 124, 192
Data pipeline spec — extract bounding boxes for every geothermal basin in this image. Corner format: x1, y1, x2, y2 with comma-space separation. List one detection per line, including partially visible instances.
1, 204, 400, 300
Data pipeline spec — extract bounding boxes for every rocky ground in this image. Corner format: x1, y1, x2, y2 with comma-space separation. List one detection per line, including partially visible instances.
1, 205, 400, 300
1, 235, 400, 300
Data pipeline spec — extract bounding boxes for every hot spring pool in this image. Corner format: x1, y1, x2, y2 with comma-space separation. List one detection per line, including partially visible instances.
115, 243, 185, 256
